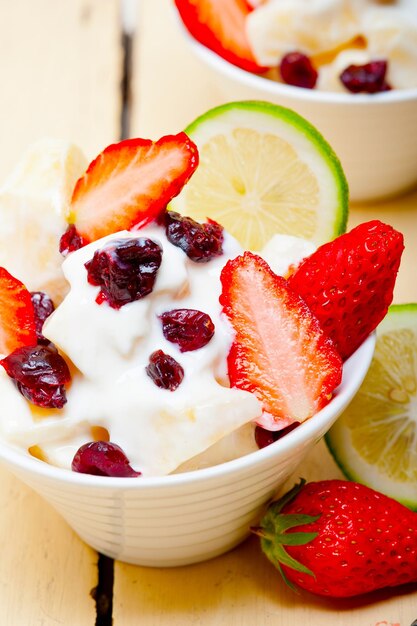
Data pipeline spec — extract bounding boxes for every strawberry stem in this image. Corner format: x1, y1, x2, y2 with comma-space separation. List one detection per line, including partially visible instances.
253, 479, 321, 591
250, 526, 274, 541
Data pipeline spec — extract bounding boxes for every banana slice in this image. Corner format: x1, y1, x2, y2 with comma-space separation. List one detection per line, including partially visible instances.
246, 0, 361, 67
0, 139, 87, 304
364, 6, 417, 90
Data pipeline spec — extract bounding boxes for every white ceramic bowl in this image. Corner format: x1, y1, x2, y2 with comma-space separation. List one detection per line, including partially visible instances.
0, 333, 375, 567
180, 30, 417, 203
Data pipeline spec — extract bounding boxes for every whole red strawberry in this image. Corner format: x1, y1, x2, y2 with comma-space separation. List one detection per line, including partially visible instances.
288, 220, 404, 360
254, 479, 417, 598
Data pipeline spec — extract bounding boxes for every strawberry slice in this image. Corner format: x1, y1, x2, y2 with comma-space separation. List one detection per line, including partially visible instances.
288, 220, 404, 361
220, 252, 342, 430
69, 132, 199, 243
0, 268, 37, 356
175, 0, 267, 73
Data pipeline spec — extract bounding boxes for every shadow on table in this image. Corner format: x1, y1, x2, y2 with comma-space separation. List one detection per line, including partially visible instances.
114, 535, 417, 622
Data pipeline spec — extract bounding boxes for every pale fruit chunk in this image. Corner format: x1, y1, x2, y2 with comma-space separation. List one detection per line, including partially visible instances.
0, 139, 87, 303
246, 0, 361, 67
363, 6, 417, 90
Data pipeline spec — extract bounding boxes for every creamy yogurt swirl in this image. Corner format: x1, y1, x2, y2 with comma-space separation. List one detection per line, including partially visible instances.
0, 224, 314, 476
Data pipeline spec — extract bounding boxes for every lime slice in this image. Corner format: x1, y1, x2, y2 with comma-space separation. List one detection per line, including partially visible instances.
171, 101, 348, 250
325, 304, 417, 509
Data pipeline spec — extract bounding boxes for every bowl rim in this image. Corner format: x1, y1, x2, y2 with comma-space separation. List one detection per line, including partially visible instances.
182, 21, 417, 105
0, 333, 376, 490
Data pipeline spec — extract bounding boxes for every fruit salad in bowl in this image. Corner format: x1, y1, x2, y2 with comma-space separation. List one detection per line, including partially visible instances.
173, 0, 417, 201
0, 102, 402, 566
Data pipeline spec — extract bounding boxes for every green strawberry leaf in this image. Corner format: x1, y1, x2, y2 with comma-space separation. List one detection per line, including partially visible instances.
272, 478, 307, 513
251, 514, 318, 541
271, 513, 320, 532
274, 531, 319, 546
275, 562, 300, 594
252, 479, 320, 591
261, 539, 316, 577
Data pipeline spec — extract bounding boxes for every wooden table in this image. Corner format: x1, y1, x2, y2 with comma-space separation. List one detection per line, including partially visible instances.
0, 1, 416, 624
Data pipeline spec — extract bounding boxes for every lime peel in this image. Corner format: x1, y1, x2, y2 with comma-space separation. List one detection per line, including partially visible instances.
171, 100, 348, 251
325, 304, 417, 510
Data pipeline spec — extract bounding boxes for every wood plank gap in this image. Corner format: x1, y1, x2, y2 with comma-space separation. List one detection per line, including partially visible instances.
120, 0, 138, 139
92, 553, 114, 626
121, 30, 134, 139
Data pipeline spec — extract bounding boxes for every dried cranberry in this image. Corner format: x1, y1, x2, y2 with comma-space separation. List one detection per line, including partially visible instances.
59, 224, 86, 256
85, 237, 162, 309
31, 291, 55, 344
146, 350, 184, 391
340, 60, 391, 94
280, 52, 318, 89
164, 211, 223, 262
1, 344, 71, 409
71, 441, 140, 477
255, 422, 300, 449
159, 308, 215, 352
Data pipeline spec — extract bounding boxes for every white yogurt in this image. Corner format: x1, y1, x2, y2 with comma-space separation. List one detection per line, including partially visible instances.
0, 225, 314, 476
